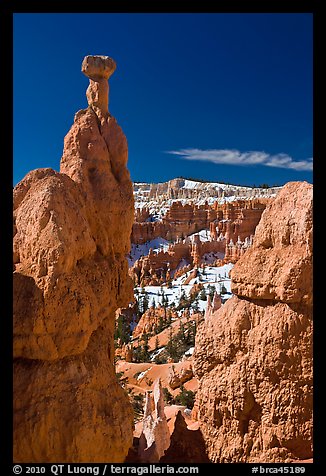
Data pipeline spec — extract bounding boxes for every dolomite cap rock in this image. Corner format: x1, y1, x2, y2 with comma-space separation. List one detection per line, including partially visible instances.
81, 55, 116, 80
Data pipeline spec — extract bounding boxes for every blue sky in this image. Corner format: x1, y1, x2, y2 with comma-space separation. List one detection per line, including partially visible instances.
14, 13, 313, 186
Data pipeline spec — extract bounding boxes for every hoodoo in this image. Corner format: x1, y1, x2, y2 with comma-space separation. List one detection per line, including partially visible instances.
13, 55, 134, 462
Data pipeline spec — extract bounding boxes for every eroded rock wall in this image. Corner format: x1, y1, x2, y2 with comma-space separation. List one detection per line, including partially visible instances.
193, 181, 313, 463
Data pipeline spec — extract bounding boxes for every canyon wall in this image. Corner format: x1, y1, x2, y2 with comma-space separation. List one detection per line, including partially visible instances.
193, 181, 313, 463
13, 55, 134, 462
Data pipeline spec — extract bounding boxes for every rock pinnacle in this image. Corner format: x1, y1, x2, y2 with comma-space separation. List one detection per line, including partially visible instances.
81, 55, 116, 117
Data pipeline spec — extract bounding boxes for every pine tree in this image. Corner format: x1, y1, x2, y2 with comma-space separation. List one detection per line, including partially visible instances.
155, 336, 159, 350
156, 313, 164, 334
199, 287, 207, 301
166, 326, 177, 362
140, 291, 149, 314
179, 320, 186, 343
167, 309, 172, 325
163, 387, 174, 405
114, 315, 131, 345
207, 284, 215, 300
140, 333, 150, 361
192, 298, 199, 313
175, 385, 195, 409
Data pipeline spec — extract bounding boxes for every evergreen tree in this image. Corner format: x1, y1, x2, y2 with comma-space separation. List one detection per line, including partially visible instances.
114, 315, 131, 345
140, 333, 150, 361
156, 313, 164, 334
161, 291, 166, 307
167, 309, 172, 325
166, 327, 178, 362
179, 320, 186, 343
155, 336, 159, 350
163, 387, 174, 405
131, 393, 145, 421
207, 284, 215, 300
175, 385, 195, 409
188, 319, 197, 345
178, 289, 190, 310
138, 291, 149, 315
192, 298, 199, 313
199, 287, 207, 301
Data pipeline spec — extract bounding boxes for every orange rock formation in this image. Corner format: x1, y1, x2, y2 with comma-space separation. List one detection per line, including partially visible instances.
13, 55, 134, 462
130, 199, 271, 286
132, 198, 270, 245
193, 181, 313, 463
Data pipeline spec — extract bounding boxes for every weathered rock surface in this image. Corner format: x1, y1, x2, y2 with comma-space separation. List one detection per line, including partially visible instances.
81, 55, 116, 119
193, 181, 313, 463
231, 183, 312, 304
168, 364, 194, 390
13, 55, 134, 462
138, 379, 171, 462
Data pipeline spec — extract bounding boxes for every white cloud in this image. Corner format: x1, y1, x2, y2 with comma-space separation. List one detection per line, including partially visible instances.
167, 148, 313, 171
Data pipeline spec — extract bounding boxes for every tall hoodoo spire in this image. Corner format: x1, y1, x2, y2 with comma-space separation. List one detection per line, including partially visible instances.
13, 54, 134, 463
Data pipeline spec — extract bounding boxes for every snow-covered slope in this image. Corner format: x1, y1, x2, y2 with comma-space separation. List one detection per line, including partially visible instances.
128, 237, 170, 266
135, 264, 234, 313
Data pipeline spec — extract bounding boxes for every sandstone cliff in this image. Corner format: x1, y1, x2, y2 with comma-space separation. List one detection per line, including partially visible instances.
13, 55, 134, 462
193, 181, 313, 463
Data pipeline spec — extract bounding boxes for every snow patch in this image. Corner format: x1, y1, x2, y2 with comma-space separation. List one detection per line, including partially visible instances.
185, 347, 195, 356
128, 237, 170, 266
135, 263, 234, 309
137, 368, 152, 380
150, 347, 166, 361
